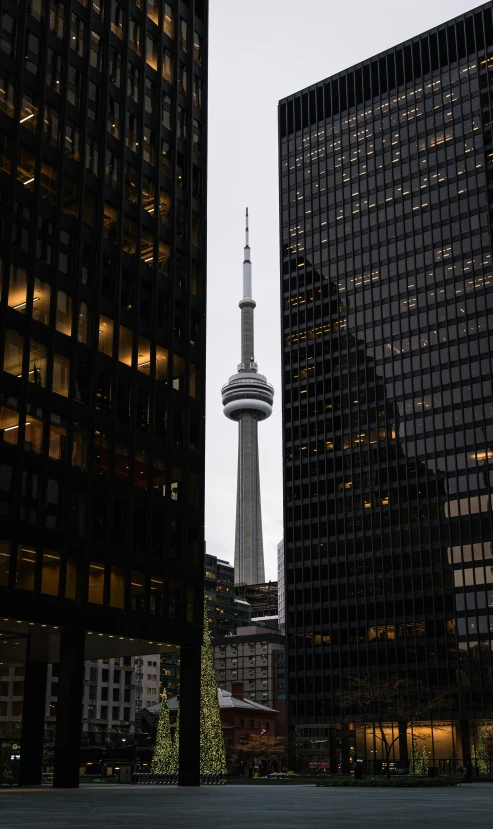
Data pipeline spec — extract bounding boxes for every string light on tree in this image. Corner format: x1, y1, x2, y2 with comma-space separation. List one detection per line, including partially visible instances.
151, 608, 226, 776
200, 607, 227, 774
151, 688, 178, 774
411, 735, 420, 775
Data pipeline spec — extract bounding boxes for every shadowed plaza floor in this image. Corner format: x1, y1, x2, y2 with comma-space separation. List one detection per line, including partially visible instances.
1, 784, 493, 828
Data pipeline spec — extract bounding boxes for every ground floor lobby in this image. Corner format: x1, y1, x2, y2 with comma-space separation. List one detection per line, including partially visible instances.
0, 616, 200, 787
0, 785, 492, 828
296, 720, 493, 774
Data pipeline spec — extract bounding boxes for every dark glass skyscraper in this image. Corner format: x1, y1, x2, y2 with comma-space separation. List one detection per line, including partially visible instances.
0, 0, 207, 786
279, 2, 493, 771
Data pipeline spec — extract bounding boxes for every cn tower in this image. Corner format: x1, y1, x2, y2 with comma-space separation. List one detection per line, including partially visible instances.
221, 210, 274, 586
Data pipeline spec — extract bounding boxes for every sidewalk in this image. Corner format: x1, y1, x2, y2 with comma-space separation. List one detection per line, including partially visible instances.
0, 784, 493, 829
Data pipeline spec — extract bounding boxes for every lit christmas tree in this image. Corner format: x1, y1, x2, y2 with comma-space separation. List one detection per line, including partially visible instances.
472, 738, 489, 775
151, 689, 178, 774
200, 607, 227, 774
411, 735, 420, 774
420, 744, 429, 775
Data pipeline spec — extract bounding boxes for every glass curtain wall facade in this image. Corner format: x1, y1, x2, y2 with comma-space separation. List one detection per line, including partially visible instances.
279, 2, 493, 770
205, 553, 236, 637
0, 0, 207, 786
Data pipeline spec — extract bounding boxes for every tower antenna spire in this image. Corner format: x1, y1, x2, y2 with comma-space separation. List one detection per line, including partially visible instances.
243, 207, 251, 298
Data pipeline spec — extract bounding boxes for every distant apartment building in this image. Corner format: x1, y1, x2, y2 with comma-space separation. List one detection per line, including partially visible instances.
1, 655, 161, 743
213, 625, 287, 732
160, 650, 180, 698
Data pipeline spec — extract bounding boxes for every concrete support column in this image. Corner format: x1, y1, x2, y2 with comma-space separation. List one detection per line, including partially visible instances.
398, 721, 409, 769
287, 724, 297, 772
19, 644, 48, 786
178, 645, 201, 786
340, 725, 350, 775
460, 718, 472, 779
329, 727, 338, 774
53, 628, 85, 788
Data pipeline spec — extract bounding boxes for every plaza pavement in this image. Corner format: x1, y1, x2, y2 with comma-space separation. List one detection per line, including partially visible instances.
0, 783, 492, 828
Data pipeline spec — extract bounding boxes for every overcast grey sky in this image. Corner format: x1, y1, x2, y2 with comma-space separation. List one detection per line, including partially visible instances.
204, 0, 481, 579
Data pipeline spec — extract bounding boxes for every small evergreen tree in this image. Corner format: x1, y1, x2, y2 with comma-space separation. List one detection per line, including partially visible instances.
151, 689, 178, 774
472, 739, 489, 776
200, 608, 227, 774
411, 735, 420, 774
420, 744, 429, 775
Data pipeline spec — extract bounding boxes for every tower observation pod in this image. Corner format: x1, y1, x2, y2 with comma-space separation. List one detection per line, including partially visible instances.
221, 210, 274, 586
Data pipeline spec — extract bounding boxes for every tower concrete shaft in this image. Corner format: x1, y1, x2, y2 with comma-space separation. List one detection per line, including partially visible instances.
235, 413, 265, 585
221, 210, 274, 587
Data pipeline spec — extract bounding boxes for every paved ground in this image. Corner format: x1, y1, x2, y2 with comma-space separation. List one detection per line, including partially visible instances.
1, 784, 492, 828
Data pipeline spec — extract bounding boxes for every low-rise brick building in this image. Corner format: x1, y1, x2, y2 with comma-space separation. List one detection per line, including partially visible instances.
143, 683, 282, 773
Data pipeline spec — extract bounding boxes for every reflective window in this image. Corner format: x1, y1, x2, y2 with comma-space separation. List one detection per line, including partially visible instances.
52, 353, 70, 397
28, 340, 47, 387
33, 278, 51, 324
25, 416, 43, 453
0, 405, 19, 446
156, 345, 168, 382
110, 1, 124, 39
78, 301, 90, 344
99, 315, 114, 356
43, 104, 59, 148
147, 0, 159, 26
119, 325, 133, 367
179, 18, 188, 52
71, 14, 85, 57
28, 0, 44, 21
88, 562, 105, 604
41, 551, 60, 596
90, 31, 103, 70
163, 3, 174, 38
193, 31, 202, 65
0, 72, 14, 117
137, 336, 151, 374
110, 567, 124, 608
173, 354, 185, 392
55, 291, 72, 336
8, 267, 28, 312
20, 94, 37, 133
49, 1, 64, 38
129, 18, 141, 55
162, 48, 174, 84
49, 416, 66, 461
16, 547, 36, 591
0, 542, 9, 586
146, 35, 158, 71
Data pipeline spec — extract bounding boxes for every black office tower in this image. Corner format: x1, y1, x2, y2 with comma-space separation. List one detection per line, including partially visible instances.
0, 0, 207, 786
280, 3, 493, 772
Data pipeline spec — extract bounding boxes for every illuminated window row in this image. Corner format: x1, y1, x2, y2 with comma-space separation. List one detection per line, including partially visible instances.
1, 325, 198, 401
2, 265, 88, 340
0, 541, 195, 623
